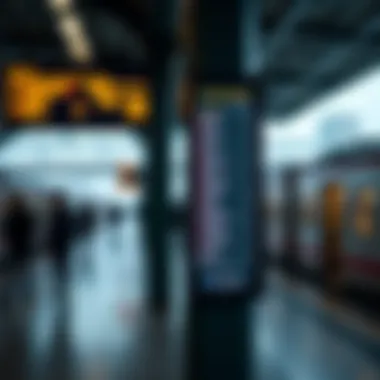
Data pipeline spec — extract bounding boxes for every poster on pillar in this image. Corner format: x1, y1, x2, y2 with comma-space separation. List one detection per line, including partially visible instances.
193, 86, 254, 295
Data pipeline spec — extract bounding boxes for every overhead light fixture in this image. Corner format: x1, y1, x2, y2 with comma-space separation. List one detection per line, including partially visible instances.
45, 0, 93, 64
57, 14, 93, 63
46, 0, 73, 13
57, 13, 82, 35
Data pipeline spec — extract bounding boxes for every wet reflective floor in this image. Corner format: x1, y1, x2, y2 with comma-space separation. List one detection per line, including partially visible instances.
0, 216, 380, 380
256, 273, 380, 380
0, 215, 187, 380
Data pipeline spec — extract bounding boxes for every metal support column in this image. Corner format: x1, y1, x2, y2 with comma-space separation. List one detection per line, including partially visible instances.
145, 0, 182, 313
188, 0, 264, 379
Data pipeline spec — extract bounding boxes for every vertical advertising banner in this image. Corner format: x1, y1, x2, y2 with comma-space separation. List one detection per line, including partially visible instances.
193, 87, 254, 295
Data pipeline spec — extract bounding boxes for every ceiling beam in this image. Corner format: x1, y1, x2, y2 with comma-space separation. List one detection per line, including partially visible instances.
93, 0, 174, 53
310, 18, 380, 79
0, 43, 69, 66
362, 13, 380, 36
82, 10, 147, 63
270, 53, 380, 118
294, 21, 358, 44
265, 67, 302, 86
262, 0, 294, 33
265, 0, 311, 63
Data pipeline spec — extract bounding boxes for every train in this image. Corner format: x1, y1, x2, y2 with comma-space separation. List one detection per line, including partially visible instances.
267, 140, 380, 294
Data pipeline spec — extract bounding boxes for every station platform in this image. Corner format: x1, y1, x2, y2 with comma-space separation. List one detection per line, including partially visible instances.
0, 218, 379, 379
257, 273, 380, 379
0, 217, 187, 380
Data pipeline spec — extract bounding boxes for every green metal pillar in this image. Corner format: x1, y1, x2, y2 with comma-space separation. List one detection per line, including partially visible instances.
145, 0, 182, 313
188, 0, 264, 379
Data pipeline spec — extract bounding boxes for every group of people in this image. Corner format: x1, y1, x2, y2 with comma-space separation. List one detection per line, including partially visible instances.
48, 84, 125, 124
0, 192, 99, 308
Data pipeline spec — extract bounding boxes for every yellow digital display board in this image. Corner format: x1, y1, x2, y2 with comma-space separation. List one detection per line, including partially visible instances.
3, 64, 152, 125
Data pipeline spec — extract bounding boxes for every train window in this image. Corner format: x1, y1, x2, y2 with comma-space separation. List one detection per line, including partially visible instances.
354, 188, 376, 237
300, 201, 309, 222
265, 199, 281, 219
322, 183, 345, 231
303, 199, 317, 222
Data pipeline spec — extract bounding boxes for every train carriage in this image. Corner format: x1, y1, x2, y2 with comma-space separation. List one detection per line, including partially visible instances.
274, 141, 380, 294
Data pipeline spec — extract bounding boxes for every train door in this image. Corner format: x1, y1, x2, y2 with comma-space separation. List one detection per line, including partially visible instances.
321, 183, 345, 292
281, 167, 301, 271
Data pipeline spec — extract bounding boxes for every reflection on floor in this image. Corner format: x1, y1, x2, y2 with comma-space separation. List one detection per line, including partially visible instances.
1, 216, 380, 380
256, 273, 380, 380
0, 215, 187, 380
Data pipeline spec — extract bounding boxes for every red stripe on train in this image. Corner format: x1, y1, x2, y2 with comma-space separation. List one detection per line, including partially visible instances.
288, 244, 380, 278
345, 257, 380, 277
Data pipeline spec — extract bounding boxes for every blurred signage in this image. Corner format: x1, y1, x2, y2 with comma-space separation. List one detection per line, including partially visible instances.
193, 86, 254, 295
3, 64, 152, 126
116, 164, 141, 192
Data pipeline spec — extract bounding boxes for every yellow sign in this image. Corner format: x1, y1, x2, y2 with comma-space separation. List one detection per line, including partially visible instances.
4, 64, 152, 125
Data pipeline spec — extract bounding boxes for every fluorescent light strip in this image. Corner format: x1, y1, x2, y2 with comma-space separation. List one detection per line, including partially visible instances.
46, 0, 93, 64
57, 14, 93, 63
47, 0, 73, 13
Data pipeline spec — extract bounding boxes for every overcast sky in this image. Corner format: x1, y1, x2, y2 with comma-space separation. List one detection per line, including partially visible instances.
265, 64, 380, 166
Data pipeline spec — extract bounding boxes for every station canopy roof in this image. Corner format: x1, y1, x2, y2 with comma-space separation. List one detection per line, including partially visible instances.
0, 0, 380, 118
